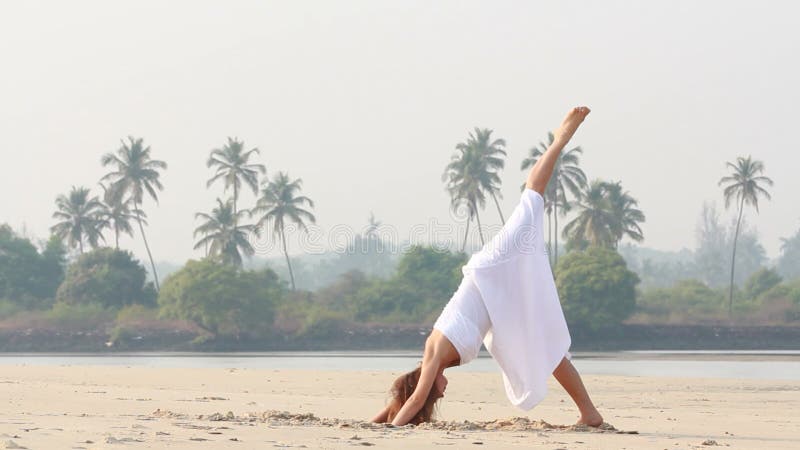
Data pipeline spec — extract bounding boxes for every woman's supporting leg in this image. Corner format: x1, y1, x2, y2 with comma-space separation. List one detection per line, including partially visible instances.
525, 107, 590, 194
552, 357, 604, 426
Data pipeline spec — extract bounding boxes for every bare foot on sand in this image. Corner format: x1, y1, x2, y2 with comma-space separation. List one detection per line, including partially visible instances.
577, 410, 604, 428
554, 106, 590, 145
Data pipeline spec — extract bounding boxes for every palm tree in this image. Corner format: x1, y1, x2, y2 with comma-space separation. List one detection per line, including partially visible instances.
444, 129, 506, 249
520, 132, 586, 266
360, 212, 390, 272
603, 181, 645, 245
98, 183, 144, 249
365, 211, 381, 240
562, 179, 644, 251
251, 172, 316, 290
100, 136, 167, 291
456, 128, 507, 224
443, 143, 488, 249
206, 137, 266, 215
51, 186, 107, 254
541, 182, 558, 257
193, 198, 256, 268
718, 156, 773, 316
562, 180, 617, 249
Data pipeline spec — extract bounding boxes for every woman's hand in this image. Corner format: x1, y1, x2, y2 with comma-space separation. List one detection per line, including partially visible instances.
370, 405, 390, 423
389, 355, 439, 426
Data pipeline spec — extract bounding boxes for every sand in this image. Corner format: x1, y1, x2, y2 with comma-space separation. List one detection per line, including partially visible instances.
1, 364, 798, 449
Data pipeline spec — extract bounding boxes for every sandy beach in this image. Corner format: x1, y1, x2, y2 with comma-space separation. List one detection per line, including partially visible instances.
1, 364, 798, 449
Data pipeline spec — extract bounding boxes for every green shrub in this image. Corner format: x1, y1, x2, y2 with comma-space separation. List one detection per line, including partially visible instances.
0, 226, 65, 304
555, 247, 639, 330
45, 302, 113, 329
296, 308, 351, 340
758, 280, 800, 322
638, 279, 727, 318
158, 259, 284, 339
116, 303, 159, 324
56, 248, 156, 309
0, 299, 24, 319
109, 325, 137, 345
314, 270, 370, 313
743, 267, 783, 301
394, 246, 466, 300
350, 246, 466, 322
352, 279, 423, 322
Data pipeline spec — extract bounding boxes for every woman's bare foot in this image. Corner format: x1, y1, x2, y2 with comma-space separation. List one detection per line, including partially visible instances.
577, 410, 604, 427
554, 106, 591, 145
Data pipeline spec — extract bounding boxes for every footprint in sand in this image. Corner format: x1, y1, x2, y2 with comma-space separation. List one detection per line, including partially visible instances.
4, 441, 28, 450
196, 396, 228, 401
105, 436, 144, 444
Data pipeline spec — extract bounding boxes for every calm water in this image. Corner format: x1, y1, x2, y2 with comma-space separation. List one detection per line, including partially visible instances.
1, 351, 799, 380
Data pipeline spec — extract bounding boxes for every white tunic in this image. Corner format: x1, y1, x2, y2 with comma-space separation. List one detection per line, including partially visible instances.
433, 274, 491, 365
436, 188, 572, 411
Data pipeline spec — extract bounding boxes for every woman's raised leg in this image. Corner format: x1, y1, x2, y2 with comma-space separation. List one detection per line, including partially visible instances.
525, 107, 591, 194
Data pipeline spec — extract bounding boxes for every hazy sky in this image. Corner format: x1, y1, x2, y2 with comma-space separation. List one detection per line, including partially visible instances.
2, 0, 798, 265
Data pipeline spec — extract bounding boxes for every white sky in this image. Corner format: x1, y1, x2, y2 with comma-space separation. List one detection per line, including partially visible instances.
1, 0, 798, 264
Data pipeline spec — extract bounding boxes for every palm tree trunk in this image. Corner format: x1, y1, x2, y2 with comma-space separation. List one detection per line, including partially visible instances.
491, 191, 505, 225
554, 200, 559, 268
115, 228, 119, 249
461, 217, 471, 252
728, 196, 746, 318
79, 238, 84, 255
281, 225, 296, 290
474, 205, 485, 246
547, 211, 553, 265
233, 183, 238, 216
553, 174, 561, 267
135, 201, 160, 292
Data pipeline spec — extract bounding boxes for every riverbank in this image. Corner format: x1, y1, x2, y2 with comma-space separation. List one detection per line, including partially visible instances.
2, 324, 800, 352
1, 365, 798, 449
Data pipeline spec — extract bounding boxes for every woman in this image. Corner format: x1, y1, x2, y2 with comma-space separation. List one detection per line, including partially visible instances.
371, 106, 603, 427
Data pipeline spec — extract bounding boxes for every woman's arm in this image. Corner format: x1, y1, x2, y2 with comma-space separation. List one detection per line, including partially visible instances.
390, 353, 439, 426
526, 107, 590, 194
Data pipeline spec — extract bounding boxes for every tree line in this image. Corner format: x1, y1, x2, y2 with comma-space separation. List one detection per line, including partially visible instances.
1, 126, 796, 347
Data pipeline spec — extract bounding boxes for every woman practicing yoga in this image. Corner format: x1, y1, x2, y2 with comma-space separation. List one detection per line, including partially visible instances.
371, 106, 603, 427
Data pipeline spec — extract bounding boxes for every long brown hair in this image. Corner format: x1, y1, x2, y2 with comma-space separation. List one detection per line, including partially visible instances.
385, 367, 440, 425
